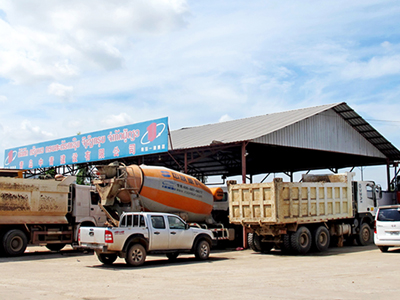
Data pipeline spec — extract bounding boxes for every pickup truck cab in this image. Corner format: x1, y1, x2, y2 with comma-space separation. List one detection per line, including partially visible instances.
78, 212, 214, 266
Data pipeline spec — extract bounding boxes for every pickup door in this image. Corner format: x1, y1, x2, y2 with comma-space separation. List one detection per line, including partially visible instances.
149, 214, 194, 250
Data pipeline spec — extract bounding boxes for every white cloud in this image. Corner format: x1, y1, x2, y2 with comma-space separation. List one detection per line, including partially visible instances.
341, 55, 400, 80
102, 113, 134, 127
0, 0, 189, 84
0, 95, 7, 102
1, 0, 400, 184
219, 114, 233, 123
48, 83, 74, 102
20, 120, 54, 141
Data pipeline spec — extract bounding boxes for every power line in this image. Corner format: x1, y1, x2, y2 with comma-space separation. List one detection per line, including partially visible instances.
365, 118, 400, 125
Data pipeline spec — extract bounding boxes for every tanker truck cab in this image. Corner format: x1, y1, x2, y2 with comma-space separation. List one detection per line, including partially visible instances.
79, 212, 214, 266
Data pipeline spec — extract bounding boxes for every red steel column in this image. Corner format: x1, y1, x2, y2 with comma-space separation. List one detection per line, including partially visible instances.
241, 142, 247, 184
241, 142, 248, 248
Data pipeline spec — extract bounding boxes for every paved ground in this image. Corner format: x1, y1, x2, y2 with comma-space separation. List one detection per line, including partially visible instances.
1, 244, 399, 300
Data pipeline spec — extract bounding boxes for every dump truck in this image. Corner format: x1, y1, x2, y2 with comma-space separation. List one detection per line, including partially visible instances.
228, 172, 383, 254
92, 162, 235, 242
0, 174, 106, 256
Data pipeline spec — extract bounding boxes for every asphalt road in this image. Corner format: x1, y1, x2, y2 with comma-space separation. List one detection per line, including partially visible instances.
1, 245, 399, 300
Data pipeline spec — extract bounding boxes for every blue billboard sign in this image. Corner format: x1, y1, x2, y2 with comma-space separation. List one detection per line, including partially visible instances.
3, 117, 169, 169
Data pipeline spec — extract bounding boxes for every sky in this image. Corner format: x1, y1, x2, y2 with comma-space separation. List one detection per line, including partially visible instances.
1, 0, 400, 188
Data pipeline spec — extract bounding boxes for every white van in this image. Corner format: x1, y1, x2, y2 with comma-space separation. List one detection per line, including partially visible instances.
374, 205, 400, 252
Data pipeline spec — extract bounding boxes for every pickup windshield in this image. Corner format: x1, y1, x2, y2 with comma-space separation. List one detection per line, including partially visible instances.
377, 208, 400, 222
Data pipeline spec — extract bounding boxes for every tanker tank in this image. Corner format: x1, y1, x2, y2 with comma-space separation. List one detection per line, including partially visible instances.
94, 163, 215, 224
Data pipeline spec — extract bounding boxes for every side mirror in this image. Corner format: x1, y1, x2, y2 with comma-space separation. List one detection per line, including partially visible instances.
185, 223, 190, 230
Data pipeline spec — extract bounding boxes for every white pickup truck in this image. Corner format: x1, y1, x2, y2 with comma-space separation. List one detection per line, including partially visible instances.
78, 212, 214, 266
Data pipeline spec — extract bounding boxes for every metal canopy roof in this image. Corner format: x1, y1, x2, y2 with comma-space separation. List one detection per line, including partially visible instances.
25, 102, 400, 184
138, 102, 400, 179
332, 103, 400, 160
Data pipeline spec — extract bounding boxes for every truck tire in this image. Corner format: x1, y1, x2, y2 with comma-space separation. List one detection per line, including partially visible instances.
313, 226, 330, 252
252, 233, 273, 252
2, 229, 28, 256
195, 240, 211, 260
356, 223, 372, 246
290, 226, 312, 254
166, 253, 179, 260
281, 233, 293, 254
46, 244, 66, 252
125, 244, 146, 266
247, 233, 258, 251
97, 253, 118, 265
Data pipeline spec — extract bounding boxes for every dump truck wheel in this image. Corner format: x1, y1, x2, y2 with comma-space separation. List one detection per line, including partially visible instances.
97, 253, 118, 265
253, 233, 263, 252
166, 253, 179, 260
291, 226, 312, 254
195, 240, 210, 260
281, 233, 293, 254
46, 244, 66, 252
356, 223, 372, 246
313, 226, 330, 252
2, 229, 28, 256
125, 244, 146, 266
379, 246, 389, 252
247, 233, 260, 252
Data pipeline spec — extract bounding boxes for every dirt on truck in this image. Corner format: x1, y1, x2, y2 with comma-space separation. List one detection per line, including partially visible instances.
0, 173, 106, 256
228, 172, 385, 254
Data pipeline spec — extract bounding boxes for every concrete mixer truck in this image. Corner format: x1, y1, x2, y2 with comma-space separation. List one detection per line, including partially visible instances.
92, 162, 235, 242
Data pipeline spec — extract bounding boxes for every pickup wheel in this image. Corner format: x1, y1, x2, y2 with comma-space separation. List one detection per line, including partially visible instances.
166, 253, 179, 260
356, 223, 372, 246
195, 240, 210, 260
125, 244, 146, 266
97, 253, 118, 265
290, 226, 312, 254
379, 246, 389, 252
2, 229, 28, 256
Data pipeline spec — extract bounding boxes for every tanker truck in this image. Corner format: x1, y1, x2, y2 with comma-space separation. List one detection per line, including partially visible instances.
0, 172, 106, 256
228, 172, 385, 254
92, 162, 235, 242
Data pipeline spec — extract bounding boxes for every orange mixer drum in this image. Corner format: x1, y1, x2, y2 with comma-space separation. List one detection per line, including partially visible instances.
137, 165, 213, 223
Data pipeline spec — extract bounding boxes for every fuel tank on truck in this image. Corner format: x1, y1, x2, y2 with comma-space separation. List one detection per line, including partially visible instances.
94, 163, 215, 224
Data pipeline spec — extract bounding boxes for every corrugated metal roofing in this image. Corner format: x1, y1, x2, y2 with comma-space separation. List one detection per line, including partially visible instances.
171, 103, 339, 149
169, 102, 400, 161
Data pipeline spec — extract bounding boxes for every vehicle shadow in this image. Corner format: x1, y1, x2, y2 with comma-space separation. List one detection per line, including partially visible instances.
251, 244, 400, 257
89, 255, 230, 270
0, 248, 94, 263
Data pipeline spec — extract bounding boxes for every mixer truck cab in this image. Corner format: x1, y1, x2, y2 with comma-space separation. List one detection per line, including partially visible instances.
78, 212, 214, 266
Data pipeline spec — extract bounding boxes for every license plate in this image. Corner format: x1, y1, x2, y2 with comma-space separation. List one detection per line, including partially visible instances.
387, 231, 400, 236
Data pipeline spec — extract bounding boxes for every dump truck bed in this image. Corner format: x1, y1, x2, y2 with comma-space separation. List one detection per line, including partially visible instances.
229, 174, 354, 225
0, 176, 74, 224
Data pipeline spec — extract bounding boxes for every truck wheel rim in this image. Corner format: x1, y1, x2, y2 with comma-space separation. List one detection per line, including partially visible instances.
11, 237, 23, 252
200, 243, 208, 257
319, 233, 328, 246
362, 228, 370, 242
300, 234, 309, 247
132, 249, 143, 262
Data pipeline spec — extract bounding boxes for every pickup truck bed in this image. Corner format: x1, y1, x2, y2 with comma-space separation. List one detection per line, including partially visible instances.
79, 212, 214, 266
